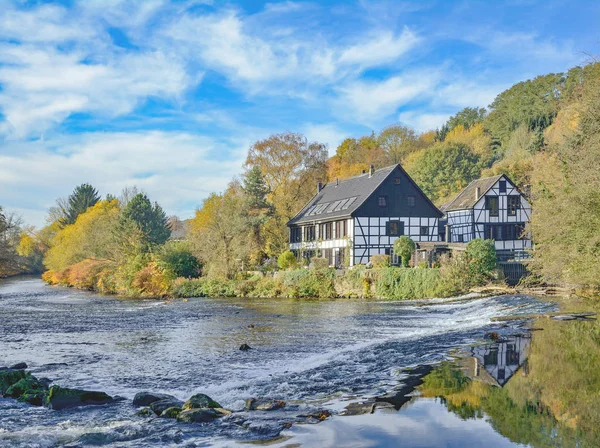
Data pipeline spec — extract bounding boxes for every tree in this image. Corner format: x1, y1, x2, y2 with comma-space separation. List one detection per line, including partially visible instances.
120, 193, 171, 246
157, 240, 200, 278
245, 132, 328, 256
465, 239, 497, 283
394, 236, 416, 267
378, 124, 422, 164
277, 250, 297, 270
62, 184, 101, 226
188, 183, 250, 278
242, 167, 272, 265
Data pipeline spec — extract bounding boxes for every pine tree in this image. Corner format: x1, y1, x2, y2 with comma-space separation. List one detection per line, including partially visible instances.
121, 193, 171, 246
62, 184, 100, 226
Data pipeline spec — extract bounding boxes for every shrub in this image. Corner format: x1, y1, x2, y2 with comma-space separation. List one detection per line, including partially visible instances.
370, 254, 390, 268
277, 250, 297, 270
466, 239, 497, 284
394, 236, 416, 267
310, 257, 330, 270
132, 262, 171, 297
438, 253, 472, 296
157, 240, 201, 278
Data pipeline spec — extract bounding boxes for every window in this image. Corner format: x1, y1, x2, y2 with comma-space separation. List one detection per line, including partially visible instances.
420, 226, 429, 236
303, 225, 315, 241
335, 220, 348, 238
378, 195, 388, 207
485, 196, 499, 217
507, 196, 520, 216
485, 224, 498, 240
387, 220, 404, 236
406, 195, 416, 207
457, 234, 464, 243
504, 224, 515, 240
499, 180, 507, 193
394, 177, 401, 185
290, 227, 301, 243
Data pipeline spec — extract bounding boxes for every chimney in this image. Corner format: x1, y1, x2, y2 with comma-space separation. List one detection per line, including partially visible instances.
317, 182, 323, 194
369, 165, 375, 177
475, 186, 481, 201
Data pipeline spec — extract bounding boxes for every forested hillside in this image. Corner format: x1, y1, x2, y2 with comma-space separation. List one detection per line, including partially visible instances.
3, 61, 599, 293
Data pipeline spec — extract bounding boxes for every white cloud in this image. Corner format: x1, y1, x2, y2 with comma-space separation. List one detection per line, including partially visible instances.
0, 131, 247, 226
303, 123, 349, 155
339, 28, 419, 68
398, 111, 450, 132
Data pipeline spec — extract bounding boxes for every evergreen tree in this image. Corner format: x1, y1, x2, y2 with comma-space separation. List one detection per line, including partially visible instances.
62, 184, 101, 226
121, 193, 171, 246
242, 167, 272, 264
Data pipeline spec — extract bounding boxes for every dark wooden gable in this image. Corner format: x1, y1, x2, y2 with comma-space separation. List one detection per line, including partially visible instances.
353, 165, 442, 218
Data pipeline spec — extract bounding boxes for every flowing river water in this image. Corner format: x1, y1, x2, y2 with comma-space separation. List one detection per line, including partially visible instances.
0, 277, 559, 447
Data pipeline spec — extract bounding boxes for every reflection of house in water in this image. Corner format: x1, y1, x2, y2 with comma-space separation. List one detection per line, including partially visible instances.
468, 335, 530, 387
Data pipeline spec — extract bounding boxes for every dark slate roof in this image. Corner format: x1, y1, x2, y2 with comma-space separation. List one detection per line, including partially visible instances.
444, 175, 504, 212
288, 165, 398, 225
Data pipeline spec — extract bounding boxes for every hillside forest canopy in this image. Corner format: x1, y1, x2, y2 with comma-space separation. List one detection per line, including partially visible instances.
1, 61, 599, 296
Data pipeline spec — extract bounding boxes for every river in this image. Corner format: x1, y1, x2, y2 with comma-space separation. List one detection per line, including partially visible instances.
2, 276, 593, 447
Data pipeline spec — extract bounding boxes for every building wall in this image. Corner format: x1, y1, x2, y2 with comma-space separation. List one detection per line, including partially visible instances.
446, 177, 532, 254
352, 216, 439, 266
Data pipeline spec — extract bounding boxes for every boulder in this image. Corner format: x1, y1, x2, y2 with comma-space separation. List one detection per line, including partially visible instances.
245, 398, 286, 411
239, 344, 252, 351
18, 391, 47, 406
0, 369, 29, 395
136, 407, 154, 417
176, 407, 230, 423
9, 362, 28, 370
5, 377, 47, 398
182, 393, 222, 410
133, 391, 176, 407
150, 398, 184, 416
45, 385, 113, 410
160, 406, 182, 418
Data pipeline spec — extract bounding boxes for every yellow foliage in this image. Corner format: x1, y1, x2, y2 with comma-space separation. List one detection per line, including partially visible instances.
132, 262, 171, 297
17, 233, 36, 257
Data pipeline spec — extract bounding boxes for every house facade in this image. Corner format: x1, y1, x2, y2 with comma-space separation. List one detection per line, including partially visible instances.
287, 164, 443, 267
443, 174, 532, 261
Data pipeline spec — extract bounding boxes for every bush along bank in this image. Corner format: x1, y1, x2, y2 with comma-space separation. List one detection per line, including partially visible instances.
43, 239, 503, 300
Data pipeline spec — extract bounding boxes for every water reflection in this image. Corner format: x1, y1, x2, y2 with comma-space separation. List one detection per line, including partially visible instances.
469, 334, 530, 386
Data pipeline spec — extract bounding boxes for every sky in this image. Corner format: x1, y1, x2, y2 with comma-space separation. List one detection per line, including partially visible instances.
0, 0, 598, 227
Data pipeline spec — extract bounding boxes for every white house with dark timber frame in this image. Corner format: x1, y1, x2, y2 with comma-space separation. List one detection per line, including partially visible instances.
287, 164, 444, 267
442, 174, 532, 261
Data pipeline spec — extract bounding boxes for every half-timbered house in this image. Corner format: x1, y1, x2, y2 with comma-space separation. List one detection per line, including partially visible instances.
287, 164, 443, 267
443, 174, 532, 261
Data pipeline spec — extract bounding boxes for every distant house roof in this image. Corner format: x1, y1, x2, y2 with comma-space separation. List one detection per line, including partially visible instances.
444, 175, 504, 212
288, 165, 398, 225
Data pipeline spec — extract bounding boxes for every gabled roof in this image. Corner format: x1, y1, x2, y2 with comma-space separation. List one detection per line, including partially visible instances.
288, 165, 398, 225
444, 175, 504, 212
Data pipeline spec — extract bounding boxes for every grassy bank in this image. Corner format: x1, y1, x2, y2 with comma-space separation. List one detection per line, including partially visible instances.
42, 261, 487, 300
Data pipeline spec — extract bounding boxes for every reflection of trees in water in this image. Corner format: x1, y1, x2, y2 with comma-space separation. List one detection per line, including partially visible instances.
418, 308, 600, 447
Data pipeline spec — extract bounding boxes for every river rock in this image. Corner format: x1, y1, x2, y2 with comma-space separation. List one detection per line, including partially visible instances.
160, 406, 182, 418
239, 343, 252, 351
0, 369, 29, 395
18, 391, 47, 406
150, 397, 184, 415
182, 393, 222, 410
245, 398, 286, 411
136, 407, 154, 417
9, 362, 28, 370
176, 407, 231, 423
45, 385, 113, 410
133, 391, 177, 407
5, 377, 47, 398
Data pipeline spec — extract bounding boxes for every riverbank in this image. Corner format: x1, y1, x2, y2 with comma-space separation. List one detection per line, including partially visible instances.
41, 261, 503, 300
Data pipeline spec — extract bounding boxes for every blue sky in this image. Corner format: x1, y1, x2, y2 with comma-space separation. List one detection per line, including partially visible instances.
0, 0, 597, 227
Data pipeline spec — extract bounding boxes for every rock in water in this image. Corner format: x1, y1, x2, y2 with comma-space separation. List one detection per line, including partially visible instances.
239, 344, 252, 351
18, 391, 47, 406
0, 370, 29, 395
150, 398, 184, 415
245, 398, 286, 411
182, 393, 222, 410
5, 377, 47, 398
9, 362, 27, 370
45, 385, 113, 410
177, 408, 231, 423
133, 391, 177, 407
160, 406, 182, 418
136, 407, 154, 417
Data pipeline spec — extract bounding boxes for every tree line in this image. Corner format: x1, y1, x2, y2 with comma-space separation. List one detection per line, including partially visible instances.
2, 61, 599, 293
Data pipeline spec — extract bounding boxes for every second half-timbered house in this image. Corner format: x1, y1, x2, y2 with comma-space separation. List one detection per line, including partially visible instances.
442, 174, 532, 261
287, 164, 443, 267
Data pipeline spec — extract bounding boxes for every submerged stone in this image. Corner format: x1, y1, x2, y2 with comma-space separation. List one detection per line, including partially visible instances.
133, 391, 176, 407
150, 398, 184, 415
0, 369, 29, 395
18, 391, 47, 406
245, 398, 286, 411
136, 407, 154, 417
239, 344, 252, 351
182, 393, 222, 410
45, 385, 113, 410
160, 406, 182, 418
176, 407, 230, 423
9, 362, 27, 370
